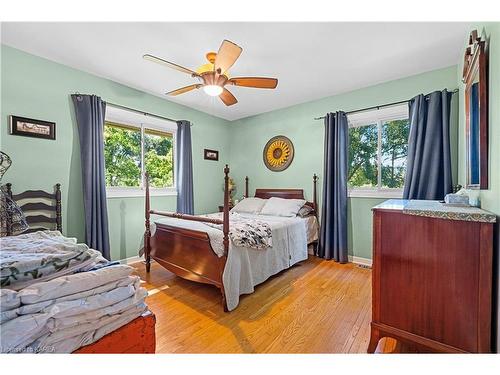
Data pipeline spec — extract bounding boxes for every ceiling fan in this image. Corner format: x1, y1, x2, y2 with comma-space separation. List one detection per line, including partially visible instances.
143, 40, 278, 106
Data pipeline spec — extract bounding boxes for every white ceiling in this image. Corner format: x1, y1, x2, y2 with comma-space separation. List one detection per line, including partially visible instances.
1, 22, 469, 121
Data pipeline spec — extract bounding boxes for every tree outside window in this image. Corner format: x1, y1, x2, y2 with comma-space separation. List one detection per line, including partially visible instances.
348, 111, 410, 193
104, 122, 174, 189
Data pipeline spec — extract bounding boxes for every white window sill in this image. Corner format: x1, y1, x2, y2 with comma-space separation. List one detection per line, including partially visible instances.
348, 189, 403, 199
106, 188, 177, 199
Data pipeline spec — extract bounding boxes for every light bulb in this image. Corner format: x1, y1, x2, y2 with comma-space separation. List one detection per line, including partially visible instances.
203, 85, 223, 97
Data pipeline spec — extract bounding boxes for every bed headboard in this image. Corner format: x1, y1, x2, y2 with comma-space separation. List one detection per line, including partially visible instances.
255, 188, 305, 200
246, 175, 318, 213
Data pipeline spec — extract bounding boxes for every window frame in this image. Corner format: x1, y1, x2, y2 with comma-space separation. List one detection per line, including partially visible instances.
347, 105, 409, 199
104, 113, 177, 199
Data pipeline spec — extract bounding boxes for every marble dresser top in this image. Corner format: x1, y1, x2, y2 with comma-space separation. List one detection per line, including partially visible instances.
373, 199, 497, 223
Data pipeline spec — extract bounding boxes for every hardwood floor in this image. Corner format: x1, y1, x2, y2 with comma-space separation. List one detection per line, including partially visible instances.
132, 257, 395, 353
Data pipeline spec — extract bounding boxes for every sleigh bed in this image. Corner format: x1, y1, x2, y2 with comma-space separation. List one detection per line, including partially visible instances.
143, 165, 318, 311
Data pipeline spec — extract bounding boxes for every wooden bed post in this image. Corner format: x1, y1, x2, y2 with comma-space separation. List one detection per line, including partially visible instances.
313, 174, 318, 216
223, 165, 230, 253
55, 183, 62, 233
144, 172, 151, 273
220, 165, 231, 311
245, 176, 249, 198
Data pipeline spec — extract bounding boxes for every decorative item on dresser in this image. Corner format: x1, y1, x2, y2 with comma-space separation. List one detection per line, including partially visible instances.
218, 174, 236, 211
218, 204, 234, 212
369, 199, 496, 353
218, 176, 251, 212
3, 183, 62, 235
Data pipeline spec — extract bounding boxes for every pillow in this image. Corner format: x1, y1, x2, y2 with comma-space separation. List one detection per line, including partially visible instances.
260, 197, 306, 217
230, 197, 267, 214
297, 204, 315, 218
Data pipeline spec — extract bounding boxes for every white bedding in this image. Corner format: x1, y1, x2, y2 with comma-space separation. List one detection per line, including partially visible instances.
1, 264, 148, 353
303, 215, 319, 244
0, 231, 107, 290
152, 212, 318, 311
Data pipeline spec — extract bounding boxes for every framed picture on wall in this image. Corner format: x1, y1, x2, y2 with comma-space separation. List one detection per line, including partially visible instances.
204, 149, 219, 161
9, 115, 56, 140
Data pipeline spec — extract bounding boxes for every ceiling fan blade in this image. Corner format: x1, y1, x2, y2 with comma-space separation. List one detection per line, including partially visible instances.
166, 84, 201, 96
143, 54, 198, 76
219, 88, 238, 106
214, 40, 242, 75
229, 77, 278, 89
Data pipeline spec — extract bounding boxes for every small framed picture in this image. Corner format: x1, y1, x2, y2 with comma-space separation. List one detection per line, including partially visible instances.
204, 149, 219, 161
10, 115, 56, 140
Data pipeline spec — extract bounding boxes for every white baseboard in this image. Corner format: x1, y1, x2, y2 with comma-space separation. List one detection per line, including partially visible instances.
348, 255, 372, 267
119, 255, 144, 265
120, 254, 372, 267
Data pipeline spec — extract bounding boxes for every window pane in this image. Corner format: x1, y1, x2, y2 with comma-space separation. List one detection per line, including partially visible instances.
144, 129, 174, 188
104, 123, 141, 187
348, 123, 378, 188
381, 119, 410, 188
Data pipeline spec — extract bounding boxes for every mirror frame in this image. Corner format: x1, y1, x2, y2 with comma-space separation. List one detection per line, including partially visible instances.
462, 30, 489, 189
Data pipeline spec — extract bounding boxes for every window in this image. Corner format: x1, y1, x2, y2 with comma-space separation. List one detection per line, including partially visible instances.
104, 106, 176, 197
348, 104, 410, 197
143, 128, 174, 188
104, 122, 142, 187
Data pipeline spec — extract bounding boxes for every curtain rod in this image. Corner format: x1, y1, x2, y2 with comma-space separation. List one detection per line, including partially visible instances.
70, 93, 189, 125
106, 102, 180, 124
313, 89, 459, 120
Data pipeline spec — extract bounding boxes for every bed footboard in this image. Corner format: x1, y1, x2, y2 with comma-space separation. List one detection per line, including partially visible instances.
144, 165, 231, 311
150, 223, 226, 288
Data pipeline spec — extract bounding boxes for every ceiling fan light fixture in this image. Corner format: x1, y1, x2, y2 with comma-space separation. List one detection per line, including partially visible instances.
144, 39, 278, 107
203, 84, 223, 97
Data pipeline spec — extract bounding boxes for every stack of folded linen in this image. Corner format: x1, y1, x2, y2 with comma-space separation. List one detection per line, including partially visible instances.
0, 264, 148, 353
0, 231, 149, 353
0, 231, 108, 290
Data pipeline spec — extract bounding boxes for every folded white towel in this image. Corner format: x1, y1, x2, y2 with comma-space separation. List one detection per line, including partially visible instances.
18, 265, 133, 304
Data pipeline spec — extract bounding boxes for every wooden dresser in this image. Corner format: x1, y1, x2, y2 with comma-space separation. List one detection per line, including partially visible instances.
369, 200, 496, 353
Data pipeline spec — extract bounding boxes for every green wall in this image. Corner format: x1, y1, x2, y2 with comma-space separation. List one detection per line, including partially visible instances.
0, 45, 231, 260
229, 66, 459, 260
456, 23, 500, 351
0, 44, 460, 262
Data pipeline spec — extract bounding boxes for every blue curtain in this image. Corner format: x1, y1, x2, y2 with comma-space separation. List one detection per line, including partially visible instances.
176, 120, 194, 214
403, 90, 453, 200
71, 94, 110, 259
318, 112, 349, 263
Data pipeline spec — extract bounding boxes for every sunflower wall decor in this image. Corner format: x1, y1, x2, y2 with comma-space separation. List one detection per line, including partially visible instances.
263, 135, 294, 172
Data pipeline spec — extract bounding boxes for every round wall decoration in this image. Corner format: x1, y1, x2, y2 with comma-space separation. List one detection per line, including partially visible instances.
263, 135, 294, 172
